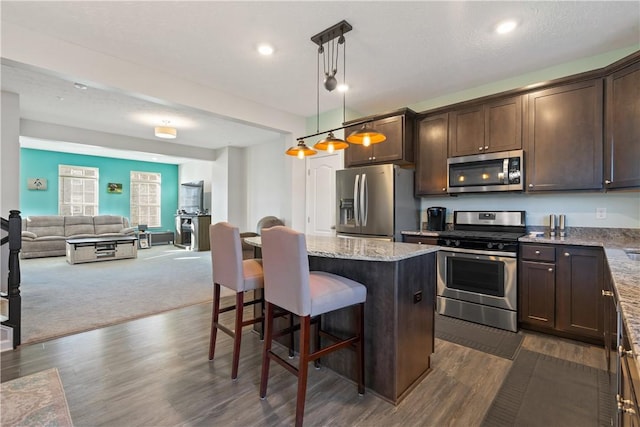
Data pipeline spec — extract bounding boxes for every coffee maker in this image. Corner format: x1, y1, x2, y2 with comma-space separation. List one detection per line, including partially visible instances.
426, 207, 447, 231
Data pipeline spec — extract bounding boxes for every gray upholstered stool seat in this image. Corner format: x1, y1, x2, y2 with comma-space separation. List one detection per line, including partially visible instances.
209, 222, 264, 380
259, 226, 366, 427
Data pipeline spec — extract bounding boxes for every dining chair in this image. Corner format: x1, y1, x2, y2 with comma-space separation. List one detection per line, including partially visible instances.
259, 225, 366, 427
209, 221, 264, 380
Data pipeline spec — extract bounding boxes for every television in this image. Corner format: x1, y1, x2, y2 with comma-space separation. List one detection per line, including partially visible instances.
179, 180, 204, 214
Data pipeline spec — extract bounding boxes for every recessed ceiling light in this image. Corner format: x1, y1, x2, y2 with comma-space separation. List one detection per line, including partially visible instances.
495, 20, 517, 34
257, 44, 274, 56
73, 82, 88, 90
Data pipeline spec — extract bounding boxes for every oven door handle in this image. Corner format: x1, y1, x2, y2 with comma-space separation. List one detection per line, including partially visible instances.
438, 247, 517, 258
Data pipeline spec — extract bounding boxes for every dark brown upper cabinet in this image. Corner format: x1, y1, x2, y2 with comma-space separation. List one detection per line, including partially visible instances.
524, 79, 603, 192
448, 95, 522, 157
344, 109, 416, 168
415, 113, 449, 196
604, 52, 640, 190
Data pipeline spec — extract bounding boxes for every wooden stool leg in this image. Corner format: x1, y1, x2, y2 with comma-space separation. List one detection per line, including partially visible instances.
208, 283, 221, 360
314, 315, 321, 369
231, 292, 244, 380
260, 302, 274, 399
356, 303, 365, 395
288, 313, 295, 358
295, 315, 311, 427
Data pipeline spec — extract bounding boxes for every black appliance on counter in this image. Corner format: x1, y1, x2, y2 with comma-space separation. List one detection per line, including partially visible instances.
426, 207, 447, 231
436, 210, 526, 332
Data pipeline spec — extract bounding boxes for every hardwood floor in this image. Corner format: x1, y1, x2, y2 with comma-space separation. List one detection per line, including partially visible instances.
1, 303, 607, 426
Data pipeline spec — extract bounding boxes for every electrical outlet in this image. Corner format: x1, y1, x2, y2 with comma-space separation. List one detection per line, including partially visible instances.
413, 291, 423, 304
596, 208, 607, 219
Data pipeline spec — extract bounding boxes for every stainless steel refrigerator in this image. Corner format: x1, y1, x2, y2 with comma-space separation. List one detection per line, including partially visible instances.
336, 164, 419, 240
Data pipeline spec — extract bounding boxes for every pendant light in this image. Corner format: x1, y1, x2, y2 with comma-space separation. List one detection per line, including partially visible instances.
346, 123, 386, 147
288, 20, 386, 157
314, 132, 349, 153
285, 139, 317, 159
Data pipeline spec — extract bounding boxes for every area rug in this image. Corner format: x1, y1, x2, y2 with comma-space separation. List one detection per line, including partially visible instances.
19, 246, 216, 344
435, 313, 523, 360
1, 368, 73, 426
481, 350, 613, 427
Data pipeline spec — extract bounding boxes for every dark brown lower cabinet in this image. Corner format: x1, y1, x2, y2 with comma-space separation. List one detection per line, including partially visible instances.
519, 243, 604, 343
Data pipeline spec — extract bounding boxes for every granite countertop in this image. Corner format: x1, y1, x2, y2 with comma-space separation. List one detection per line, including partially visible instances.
520, 227, 640, 365
244, 235, 439, 262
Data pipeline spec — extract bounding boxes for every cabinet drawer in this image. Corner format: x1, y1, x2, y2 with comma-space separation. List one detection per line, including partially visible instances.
521, 245, 555, 262
403, 235, 438, 245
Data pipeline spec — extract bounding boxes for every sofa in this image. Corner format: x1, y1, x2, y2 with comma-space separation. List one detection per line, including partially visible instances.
21, 215, 135, 259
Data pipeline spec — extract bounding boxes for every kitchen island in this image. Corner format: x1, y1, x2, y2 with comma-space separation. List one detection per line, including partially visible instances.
245, 235, 439, 404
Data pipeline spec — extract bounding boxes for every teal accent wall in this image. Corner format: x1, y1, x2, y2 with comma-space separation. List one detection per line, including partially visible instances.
20, 148, 178, 231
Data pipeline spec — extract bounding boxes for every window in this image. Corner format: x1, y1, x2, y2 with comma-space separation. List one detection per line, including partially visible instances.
58, 165, 99, 216
130, 171, 161, 227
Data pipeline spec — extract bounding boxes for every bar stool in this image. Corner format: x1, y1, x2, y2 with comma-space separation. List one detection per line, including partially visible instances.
259, 226, 366, 427
209, 222, 264, 380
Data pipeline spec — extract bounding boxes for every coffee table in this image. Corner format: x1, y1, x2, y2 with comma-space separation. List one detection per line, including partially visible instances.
66, 236, 138, 264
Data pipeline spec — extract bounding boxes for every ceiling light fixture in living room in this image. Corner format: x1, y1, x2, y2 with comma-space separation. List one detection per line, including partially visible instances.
154, 120, 177, 139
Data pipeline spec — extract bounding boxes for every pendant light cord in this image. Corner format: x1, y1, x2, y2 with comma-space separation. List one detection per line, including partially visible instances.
342, 29, 346, 124
317, 41, 320, 134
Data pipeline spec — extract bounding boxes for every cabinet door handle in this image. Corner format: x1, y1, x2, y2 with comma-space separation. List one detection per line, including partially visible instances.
372, 157, 376, 160
602, 290, 614, 297
528, 184, 534, 188
442, 188, 446, 192
548, 268, 553, 272
564, 252, 570, 257
605, 180, 612, 184
484, 146, 489, 150
535, 250, 540, 254
478, 147, 484, 151
619, 346, 634, 358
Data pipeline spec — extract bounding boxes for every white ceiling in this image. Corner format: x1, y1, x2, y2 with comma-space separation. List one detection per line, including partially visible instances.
1, 1, 639, 163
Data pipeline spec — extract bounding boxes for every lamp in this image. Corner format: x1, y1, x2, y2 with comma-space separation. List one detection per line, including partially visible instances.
286, 20, 386, 158
346, 123, 387, 147
155, 120, 177, 139
285, 139, 317, 159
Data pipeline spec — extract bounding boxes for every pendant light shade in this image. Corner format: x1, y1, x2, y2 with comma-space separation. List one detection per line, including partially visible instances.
346, 123, 386, 147
286, 140, 317, 159
313, 132, 349, 153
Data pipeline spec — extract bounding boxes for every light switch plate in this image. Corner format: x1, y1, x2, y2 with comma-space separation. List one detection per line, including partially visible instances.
596, 208, 607, 219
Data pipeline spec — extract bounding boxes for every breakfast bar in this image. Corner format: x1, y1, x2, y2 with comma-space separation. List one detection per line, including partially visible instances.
245, 235, 439, 404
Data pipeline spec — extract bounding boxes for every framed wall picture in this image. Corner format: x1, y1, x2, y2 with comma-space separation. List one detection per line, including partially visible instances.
107, 183, 123, 194
27, 178, 47, 190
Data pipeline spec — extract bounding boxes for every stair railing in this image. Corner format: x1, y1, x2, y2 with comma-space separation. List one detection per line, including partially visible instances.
1, 210, 22, 348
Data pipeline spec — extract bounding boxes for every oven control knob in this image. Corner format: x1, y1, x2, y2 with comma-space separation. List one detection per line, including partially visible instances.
497, 243, 505, 250
444, 239, 451, 246
454, 240, 460, 247
487, 242, 494, 249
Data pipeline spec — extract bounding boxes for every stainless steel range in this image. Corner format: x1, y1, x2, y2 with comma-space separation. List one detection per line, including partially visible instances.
436, 210, 526, 332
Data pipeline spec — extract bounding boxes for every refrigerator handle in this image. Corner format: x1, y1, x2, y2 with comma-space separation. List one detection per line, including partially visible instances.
354, 174, 360, 226
361, 173, 368, 226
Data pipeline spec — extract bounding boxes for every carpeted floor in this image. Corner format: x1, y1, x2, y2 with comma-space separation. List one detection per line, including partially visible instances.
19, 246, 219, 344
481, 349, 613, 426
435, 313, 524, 360
1, 368, 73, 426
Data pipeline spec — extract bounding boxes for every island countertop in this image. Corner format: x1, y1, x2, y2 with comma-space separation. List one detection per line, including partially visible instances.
244, 234, 439, 262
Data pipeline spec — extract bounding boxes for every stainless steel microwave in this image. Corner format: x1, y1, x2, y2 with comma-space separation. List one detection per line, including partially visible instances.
447, 150, 524, 193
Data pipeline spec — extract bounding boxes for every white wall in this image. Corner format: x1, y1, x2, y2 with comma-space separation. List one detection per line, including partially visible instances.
1, 91, 21, 290
245, 138, 286, 232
